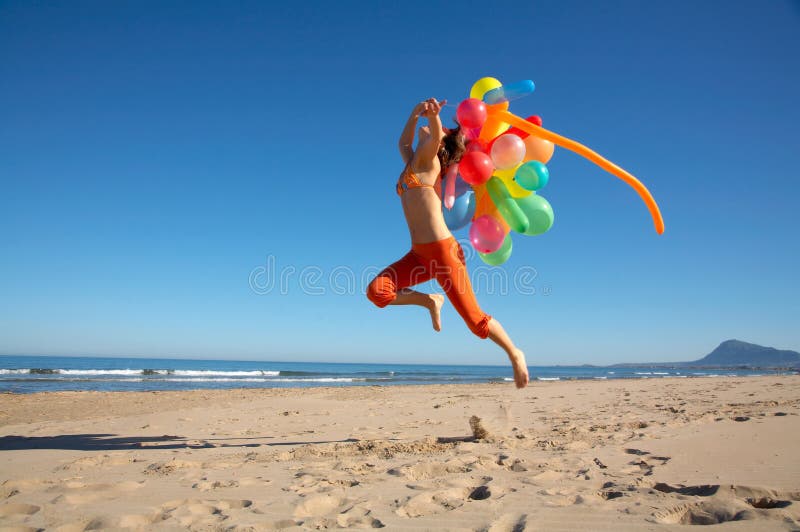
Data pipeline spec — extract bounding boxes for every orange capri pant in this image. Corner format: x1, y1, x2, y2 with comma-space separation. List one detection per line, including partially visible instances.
367, 236, 492, 338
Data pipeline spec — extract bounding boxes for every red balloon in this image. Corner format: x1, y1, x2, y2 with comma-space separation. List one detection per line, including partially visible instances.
458, 151, 494, 185
456, 98, 488, 129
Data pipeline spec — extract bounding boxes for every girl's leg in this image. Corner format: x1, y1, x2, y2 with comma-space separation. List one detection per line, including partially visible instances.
388, 289, 444, 331
433, 241, 529, 388
487, 319, 529, 389
367, 251, 443, 331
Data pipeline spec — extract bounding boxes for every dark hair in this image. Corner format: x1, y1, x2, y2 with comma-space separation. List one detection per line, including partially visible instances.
438, 125, 466, 171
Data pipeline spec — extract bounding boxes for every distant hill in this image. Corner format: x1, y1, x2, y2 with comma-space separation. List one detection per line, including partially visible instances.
686, 339, 800, 368
611, 339, 800, 368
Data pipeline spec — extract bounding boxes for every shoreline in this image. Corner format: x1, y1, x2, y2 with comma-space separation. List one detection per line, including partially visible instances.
2, 371, 796, 397
1, 375, 798, 530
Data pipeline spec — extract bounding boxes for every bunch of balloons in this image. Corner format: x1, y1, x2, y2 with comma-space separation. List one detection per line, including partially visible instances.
442, 77, 665, 265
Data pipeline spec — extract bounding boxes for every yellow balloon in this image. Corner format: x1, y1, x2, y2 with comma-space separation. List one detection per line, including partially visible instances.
495, 164, 532, 198
470, 77, 502, 100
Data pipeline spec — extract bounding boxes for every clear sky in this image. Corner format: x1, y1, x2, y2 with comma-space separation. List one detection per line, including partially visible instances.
1, 1, 798, 365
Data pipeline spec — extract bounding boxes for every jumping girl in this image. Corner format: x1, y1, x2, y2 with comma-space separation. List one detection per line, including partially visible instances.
367, 98, 529, 389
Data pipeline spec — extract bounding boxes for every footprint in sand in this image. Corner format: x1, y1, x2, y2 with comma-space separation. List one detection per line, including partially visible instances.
650, 484, 799, 526
484, 512, 528, 532
394, 480, 497, 518
538, 487, 586, 507
0, 503, 40, 518
387, 459, 470, 481
159, 498, 254, 528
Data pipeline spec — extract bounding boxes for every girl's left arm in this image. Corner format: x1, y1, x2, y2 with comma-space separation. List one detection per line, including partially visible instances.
413, 98, 446, 167
399, 102, 426, 164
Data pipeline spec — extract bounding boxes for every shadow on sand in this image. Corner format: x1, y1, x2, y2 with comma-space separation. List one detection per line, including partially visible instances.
0, 433, 360, 452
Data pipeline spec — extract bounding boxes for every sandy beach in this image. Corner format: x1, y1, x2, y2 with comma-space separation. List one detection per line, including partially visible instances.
1, 376, 798, 531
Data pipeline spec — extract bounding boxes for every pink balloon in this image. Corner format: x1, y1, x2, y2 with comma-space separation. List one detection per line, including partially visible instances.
444, 164, 458, 209
469, 215, 506, 254
456, 98, 488, 129
490, 134, 526, 170
458, 151, 494, 185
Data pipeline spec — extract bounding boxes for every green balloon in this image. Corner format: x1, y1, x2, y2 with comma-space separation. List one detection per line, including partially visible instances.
515, 193, 554, 235
478, 233, 513, 265
486, 177, 529, 234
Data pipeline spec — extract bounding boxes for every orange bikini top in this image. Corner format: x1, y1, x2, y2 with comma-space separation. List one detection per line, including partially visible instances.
396, 165, 441, 196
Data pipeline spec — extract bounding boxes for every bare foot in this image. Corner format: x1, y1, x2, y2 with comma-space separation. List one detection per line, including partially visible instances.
427, 294, 444, 331
508, 348, 529, 389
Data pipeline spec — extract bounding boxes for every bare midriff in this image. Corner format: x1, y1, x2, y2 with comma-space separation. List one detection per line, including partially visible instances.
399, 169, 452, 245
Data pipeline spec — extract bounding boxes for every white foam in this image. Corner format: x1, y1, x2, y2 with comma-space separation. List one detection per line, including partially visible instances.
158, 377, 359, 383
58, 369, 143, 376
171, 370, 280, 377
536, 377, 560, 381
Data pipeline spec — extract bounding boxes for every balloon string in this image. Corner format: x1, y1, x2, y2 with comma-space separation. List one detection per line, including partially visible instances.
491, 109, 665, 235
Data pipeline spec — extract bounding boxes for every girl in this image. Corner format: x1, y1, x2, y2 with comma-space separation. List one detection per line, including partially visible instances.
367, 98, 529, 388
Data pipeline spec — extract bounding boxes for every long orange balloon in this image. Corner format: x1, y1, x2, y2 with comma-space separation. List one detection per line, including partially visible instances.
490, 108, 665, 234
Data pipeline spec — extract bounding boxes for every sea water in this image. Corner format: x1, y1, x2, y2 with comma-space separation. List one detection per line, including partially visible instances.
0, 355, 792, 394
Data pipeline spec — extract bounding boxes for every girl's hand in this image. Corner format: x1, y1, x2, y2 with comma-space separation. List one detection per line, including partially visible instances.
421, 97, 446, 118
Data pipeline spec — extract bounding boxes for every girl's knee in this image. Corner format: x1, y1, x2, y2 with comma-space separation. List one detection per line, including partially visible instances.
367, 276, 395, 308
467, 314, 492, 339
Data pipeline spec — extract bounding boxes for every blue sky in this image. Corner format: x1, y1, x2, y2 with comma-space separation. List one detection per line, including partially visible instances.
1, 1, 798, 365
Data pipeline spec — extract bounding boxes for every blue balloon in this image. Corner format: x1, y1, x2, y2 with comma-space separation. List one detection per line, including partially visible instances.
484, 80, 536, 105
443, 190, 476, 231
515, 161, 549, 191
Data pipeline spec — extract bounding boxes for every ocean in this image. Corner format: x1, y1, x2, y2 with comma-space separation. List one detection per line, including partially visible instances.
0, 355, 792, 394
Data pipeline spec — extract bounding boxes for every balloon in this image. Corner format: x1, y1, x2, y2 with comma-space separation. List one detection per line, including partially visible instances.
469, 214, 506, 253
463, 127, 481, 141
470, 77, 503, 100
454, 174, 472, 196
458, 151, 494, 185
478, 234, 513, 266
478, 103, 510, 142
515, 161, 549, 191
515, 193, 554, 235
456, 99, 488, 129
523, 134, 555, 164
490, 134, 526, 170
466, 139, 488, 153
495, 164, 532, 198
483, 80, 536, 105
443, 190, 476, 231
486, 177, 529, 233
473, 185, 509, 233
488, 107, 664, 234
443, 164, 459, 209
506, 115, 543, 139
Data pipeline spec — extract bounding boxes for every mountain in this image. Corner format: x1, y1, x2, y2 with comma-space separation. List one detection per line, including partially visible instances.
610, 340, 800, 368
686, 339, 800, 368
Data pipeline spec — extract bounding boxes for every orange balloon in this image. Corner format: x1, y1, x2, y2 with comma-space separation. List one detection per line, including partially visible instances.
478, 103, 510, 142
523, 134, 555, 164
473, 184, 510, 233
487, 108, 665, 234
